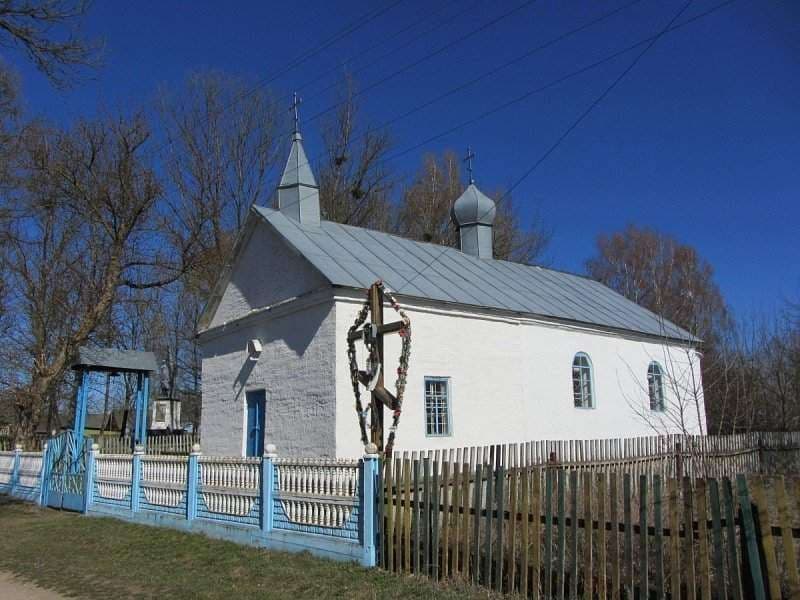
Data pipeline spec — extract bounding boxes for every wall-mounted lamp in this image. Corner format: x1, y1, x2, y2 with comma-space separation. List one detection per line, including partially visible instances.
247, 339, 262, 362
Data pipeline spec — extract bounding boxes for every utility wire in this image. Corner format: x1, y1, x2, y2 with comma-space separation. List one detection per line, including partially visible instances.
285, 0, 736, 218
298, 0, 538, 129
228, 0, 405, 108
281, 0, 734, 183
387, 0, 703, 296
150, 1, 404, 158
291, 0, 469, 103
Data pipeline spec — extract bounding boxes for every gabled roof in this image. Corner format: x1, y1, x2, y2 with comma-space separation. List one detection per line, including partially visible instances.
251, 206, 697, 343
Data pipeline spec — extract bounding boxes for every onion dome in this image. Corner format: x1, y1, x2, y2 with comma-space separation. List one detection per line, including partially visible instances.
452, 183, 497, 227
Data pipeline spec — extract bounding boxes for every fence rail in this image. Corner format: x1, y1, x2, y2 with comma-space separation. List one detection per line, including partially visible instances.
379, 455, 800, 599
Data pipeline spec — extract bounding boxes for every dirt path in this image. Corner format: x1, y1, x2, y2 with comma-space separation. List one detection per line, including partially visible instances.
0, 571, 66, 600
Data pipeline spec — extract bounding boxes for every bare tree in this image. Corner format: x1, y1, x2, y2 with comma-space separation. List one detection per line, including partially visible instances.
0, 0, 100, 87
586, 225, 730, 346
1, 114, 203, 441
396, 150, 550, 263
586, 225, 735, 432
159, 71, 282, 295
317, 78, 394, 231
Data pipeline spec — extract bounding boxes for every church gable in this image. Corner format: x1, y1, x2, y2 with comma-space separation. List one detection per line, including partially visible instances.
204, 217, 329, 330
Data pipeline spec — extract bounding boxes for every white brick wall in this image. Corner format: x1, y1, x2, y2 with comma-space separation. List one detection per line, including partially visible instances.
200, 299, 337, 457
209, 223, 327, 329
200, 221, 337, 457
334, 292, 705, 458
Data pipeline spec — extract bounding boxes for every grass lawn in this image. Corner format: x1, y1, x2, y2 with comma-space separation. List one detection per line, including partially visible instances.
0, 497, 499, 599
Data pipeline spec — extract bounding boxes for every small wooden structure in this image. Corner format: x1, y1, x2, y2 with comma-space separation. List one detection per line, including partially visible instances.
71, 347, 158, 452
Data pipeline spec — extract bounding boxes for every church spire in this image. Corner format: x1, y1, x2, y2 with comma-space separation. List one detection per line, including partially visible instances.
277, 92, 320, 225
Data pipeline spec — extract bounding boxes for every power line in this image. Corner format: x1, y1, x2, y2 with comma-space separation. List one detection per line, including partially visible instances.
291, 0, 469, 103
150, 1, 405, 158
281, 0, 733, 181
387, 0, 712, 296
284, 0, 736, 216
231, 0, 405, 107
279, 0, 645, 179
299, 0, 538, 130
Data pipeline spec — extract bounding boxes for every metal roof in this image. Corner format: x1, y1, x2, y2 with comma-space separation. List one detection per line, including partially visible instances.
72, 347, 158, 373
253, 207, 697, 343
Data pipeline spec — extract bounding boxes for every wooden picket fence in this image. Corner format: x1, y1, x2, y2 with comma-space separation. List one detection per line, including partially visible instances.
392, 432, 800, 480
378, 457, 800, 599
97, 434, 200, 455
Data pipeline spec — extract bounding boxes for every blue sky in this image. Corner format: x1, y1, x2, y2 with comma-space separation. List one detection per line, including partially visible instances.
8, 0, 799, 319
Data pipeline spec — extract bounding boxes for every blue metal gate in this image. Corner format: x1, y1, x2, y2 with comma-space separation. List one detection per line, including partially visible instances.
44, 431, 88, 511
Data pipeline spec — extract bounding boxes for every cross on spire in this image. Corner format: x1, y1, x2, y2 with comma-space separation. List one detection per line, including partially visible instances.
291, 91, 302, 135
464, 146, 476, 184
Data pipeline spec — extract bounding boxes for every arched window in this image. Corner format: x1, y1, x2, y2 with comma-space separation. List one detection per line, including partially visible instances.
572, 353, 594, 408
648, 362, 665, 411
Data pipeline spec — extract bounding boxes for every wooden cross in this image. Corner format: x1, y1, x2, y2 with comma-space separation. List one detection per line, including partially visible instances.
291, 91, 302, 134
346, 282, 406, 451
464, 146, 476, 184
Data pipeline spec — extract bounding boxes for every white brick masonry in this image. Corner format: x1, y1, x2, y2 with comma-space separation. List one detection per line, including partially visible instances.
209, 223, 328, 329
334, 291, 705, 458
201, 299, 337, 457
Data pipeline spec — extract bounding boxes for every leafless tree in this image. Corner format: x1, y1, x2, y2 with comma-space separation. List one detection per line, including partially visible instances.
395, 150, 550, 263
587, 225, 734, 432
0, 0, 100, 87
1, 114, 204, 441
156, 72, 283, 432
317, 78, 394, 231
159, 71, 282, 295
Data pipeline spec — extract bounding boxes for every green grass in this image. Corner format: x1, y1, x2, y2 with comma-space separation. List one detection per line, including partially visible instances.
0, 497, 499, 599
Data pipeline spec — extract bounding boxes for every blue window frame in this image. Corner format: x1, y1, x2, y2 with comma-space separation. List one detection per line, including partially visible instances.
424, 377, 452, 437
648, 362, 666, 411
572, 353, 595, 408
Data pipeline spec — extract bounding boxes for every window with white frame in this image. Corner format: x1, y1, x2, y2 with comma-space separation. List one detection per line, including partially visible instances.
648, 361, 666, 411
572, 353, 594, 408
424, 377, 451, 436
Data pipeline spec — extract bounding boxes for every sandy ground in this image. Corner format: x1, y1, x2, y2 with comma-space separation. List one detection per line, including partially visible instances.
0, 571, 66, 599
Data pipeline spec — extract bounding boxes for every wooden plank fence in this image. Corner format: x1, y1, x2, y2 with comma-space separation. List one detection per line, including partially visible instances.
378, 455, 800, 598
392, 432, 800, 480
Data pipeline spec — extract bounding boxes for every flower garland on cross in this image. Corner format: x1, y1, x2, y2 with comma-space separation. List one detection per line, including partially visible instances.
346, 281, 412, 457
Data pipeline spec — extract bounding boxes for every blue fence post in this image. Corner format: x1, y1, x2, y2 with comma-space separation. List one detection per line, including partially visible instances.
131, 444, 144, 512
83, 443, 99, 513
37, 442, 48, 506
261, 443, 277, 534
360, 443, 380, 567
187, 443, 201, 521
10, 444, 22, 497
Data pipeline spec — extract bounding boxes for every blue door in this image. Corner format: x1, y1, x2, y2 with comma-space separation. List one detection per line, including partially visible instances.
246, 390, 266, 457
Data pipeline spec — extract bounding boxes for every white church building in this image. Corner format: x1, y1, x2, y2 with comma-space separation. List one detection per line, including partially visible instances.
197, 128, 705, 458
